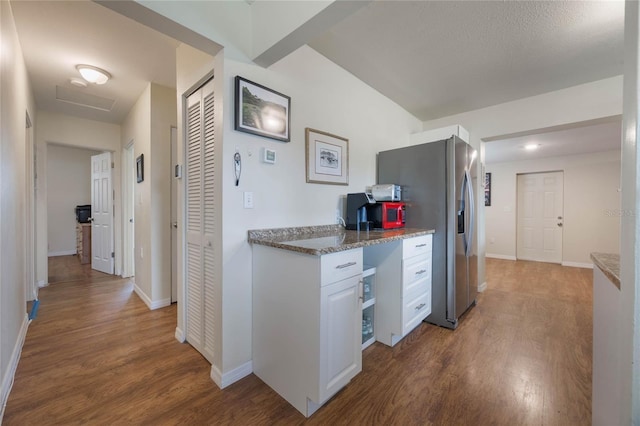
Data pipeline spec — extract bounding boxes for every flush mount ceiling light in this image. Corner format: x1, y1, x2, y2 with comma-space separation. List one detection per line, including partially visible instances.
524, 143, 541, 151
76, 65, 111, 85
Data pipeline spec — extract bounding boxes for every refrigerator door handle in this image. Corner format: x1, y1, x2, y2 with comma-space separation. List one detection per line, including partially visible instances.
465, 169, 475, 257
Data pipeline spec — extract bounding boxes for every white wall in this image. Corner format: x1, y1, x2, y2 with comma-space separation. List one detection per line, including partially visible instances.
46, 145, 101, 256
219, 45, 422, 376
0, 0, 37, 415
122, 84, 151, 298
36, 111, 122, 282
421, 76, 623, 287
121, 82, 176, 308
175, 42, 422, 383
139, 0, 251, 62
486, 150, 621, 266
150, 84, 177, 302
620, 1, 640, 422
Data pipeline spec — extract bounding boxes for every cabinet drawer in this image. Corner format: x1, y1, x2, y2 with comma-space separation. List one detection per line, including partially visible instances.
402, 291, 431, 335
404, 276, 430, 302
321, 248, 363, 286
402, 256, 431, 290
402, 235, 432, 259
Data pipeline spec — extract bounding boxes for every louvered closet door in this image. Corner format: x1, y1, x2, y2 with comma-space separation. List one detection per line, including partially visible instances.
185, 79, 216, 363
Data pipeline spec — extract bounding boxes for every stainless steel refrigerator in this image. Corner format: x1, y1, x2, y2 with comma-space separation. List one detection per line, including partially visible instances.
377, 135, 477, 329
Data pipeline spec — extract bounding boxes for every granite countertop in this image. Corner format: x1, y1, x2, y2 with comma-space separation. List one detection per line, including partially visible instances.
591, 252, 620, 289
248, 225, 435, 256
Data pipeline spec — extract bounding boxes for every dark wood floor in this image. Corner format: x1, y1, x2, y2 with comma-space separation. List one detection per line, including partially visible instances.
4, 256, 592, 425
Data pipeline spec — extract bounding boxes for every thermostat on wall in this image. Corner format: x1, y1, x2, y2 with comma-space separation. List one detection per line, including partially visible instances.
263, 148, 276, 164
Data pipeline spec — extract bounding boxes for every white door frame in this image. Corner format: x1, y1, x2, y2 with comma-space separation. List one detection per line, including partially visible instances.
122, 141, 135, 279
25, 112, 37, 302
177, 71, 215, 345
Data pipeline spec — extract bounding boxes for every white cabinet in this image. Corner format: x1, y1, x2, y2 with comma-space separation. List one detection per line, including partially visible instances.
364, 234, 433, 347
319, 274, 361, 401
252, 245, 362, 418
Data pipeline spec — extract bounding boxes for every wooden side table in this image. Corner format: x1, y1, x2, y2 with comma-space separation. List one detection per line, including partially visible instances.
76, 222, 91, 264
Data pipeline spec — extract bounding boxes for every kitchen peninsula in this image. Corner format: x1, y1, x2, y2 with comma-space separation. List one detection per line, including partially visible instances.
591, 252, 621, 424
249, 225, 435, 417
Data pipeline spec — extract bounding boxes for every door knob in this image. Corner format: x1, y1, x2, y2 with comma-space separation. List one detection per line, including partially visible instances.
557, 216, 563, 220
129, 218, 134, 223
172, 222, 178, 229
557, 223, 563, 227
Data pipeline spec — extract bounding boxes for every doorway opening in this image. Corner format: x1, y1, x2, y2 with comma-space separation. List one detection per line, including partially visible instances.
45, 143, 109, 283
123, 141, 135, 279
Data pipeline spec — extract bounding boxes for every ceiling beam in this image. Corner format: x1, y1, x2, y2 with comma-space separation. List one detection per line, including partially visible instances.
252, 0, 372, 67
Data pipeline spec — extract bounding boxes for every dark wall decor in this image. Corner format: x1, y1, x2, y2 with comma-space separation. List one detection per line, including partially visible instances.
136, 154, 144, 183
234, 76, 291, 142
484, 172, 491, 206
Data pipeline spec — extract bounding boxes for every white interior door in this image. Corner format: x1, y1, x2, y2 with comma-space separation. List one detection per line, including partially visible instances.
91, 152, 114, 274
517, 171, 564, 263
171, 127, 177, 303
185, 79, 215, 363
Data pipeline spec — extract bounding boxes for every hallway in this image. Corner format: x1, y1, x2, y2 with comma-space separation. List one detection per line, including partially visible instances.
4, 257, 592, 425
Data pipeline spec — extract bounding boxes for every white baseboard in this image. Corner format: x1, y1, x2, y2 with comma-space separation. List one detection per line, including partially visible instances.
37, 280, 48, 288
478, 281, 487, 292
47, 250, 76, 257
562, 261, 594, 269
0, 314, 29, 421
133, 284, 171, 310
210, 361, 253, 389
175, 327, 185, 343
486, 253, 517, 261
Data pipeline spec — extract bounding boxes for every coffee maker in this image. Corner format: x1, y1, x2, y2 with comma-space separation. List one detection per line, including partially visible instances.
345, 192, 376, 230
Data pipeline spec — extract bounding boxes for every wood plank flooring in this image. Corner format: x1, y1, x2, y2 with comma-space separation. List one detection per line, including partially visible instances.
3, 256, 592, 425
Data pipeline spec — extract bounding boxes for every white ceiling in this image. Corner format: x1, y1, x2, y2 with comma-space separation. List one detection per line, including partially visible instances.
309, 0, 625, 121
484, 119, 622, 164
9, 0, 626, 164
10, 0, 180, 124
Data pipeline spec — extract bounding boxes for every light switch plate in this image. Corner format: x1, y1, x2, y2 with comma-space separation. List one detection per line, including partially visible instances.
243, 191, 254, 209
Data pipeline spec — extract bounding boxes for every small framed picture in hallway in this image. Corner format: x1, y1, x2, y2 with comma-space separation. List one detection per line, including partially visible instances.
484, 172, 491, 206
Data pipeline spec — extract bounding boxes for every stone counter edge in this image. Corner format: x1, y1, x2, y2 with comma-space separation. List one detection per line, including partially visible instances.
248, 226, 434, 256
590, 252, 621, 290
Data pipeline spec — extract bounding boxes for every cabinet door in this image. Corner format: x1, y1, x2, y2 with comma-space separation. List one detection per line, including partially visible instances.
318, 274, 362, 402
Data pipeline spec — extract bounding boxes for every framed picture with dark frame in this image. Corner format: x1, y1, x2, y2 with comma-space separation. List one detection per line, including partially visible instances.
305, 128, 349, 185
234, 76, 291, 142
484, 172, 491, 206
136, 154, 144, 183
